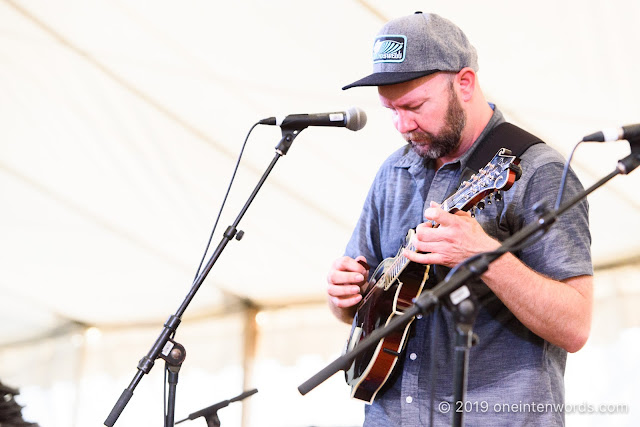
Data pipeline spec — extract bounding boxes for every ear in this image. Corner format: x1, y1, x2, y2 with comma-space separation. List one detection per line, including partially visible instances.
455, 67, 476, 102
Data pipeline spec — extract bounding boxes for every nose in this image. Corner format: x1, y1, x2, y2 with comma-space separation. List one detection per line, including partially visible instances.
394, 110, 418, 134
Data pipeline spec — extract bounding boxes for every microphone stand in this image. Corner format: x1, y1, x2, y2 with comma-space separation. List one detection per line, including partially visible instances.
104, 127, 304, 427
175, 388, 258, 427
298, 142, 640, 426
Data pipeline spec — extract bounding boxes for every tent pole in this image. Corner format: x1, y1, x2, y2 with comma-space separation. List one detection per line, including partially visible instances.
241, 304, 259, 427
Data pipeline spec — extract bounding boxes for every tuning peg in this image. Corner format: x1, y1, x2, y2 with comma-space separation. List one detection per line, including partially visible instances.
495, 191, 502, 201
470, 207, 476, 217
477, 201, 485, 210
486, 195, 492, 205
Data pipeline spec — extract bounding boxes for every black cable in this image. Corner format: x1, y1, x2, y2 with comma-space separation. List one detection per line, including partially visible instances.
192, 122, 261, 282
162, 121, 261, 424
163, 366, 168, 425
554, 140, 583, 210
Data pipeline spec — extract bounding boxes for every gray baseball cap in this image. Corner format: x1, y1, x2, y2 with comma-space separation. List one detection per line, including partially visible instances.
342, 12, 479, 90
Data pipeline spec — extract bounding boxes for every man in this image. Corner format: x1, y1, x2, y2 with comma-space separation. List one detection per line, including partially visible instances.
327, 12, 592, 426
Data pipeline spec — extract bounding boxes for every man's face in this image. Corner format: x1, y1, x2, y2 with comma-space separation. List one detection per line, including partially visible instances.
378, 73, 466, 159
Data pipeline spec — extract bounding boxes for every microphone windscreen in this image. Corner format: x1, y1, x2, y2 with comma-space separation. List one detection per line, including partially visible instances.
345, 107, 367, 131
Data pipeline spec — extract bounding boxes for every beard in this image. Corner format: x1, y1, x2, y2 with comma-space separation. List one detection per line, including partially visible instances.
404, 84, 466, 159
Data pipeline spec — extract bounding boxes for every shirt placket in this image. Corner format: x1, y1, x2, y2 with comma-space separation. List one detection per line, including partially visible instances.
400, 163, 461, 426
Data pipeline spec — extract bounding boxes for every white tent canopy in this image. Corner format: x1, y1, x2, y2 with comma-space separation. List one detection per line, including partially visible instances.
1, 1, 639, 426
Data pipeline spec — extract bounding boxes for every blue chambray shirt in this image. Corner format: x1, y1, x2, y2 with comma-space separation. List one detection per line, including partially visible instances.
344, 108, 592, 426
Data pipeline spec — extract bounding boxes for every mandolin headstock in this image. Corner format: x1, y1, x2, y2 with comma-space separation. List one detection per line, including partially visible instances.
443, 148, 522, 214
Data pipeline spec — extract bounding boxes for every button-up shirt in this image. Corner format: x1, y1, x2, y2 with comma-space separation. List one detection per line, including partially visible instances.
344, 108, 592, 426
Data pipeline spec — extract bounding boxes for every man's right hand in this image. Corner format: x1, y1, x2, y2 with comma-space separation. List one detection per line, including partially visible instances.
326, 255, 370, 323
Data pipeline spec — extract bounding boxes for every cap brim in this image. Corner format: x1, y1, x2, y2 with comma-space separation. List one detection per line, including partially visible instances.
342, 70, 439, 90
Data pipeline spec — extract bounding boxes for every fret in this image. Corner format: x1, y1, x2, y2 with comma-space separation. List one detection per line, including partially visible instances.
382, 150, 517, 289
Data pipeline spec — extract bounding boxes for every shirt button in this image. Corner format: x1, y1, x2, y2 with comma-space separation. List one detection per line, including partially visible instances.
409, 353, 417, 360
406, 396, 413, 404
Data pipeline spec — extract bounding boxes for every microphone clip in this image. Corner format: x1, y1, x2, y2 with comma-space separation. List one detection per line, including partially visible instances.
275, 127, 303, 156
618, 138, 640, 174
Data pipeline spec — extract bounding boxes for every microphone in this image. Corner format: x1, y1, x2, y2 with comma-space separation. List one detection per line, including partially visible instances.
259, 107, 367, 131
582, 123, 640, 142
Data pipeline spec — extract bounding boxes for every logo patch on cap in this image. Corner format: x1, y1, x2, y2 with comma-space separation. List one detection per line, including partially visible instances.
372, 35, 406, 63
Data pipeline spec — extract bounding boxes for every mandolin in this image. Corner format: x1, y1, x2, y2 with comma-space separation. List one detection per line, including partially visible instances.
344, 148, 523, 403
